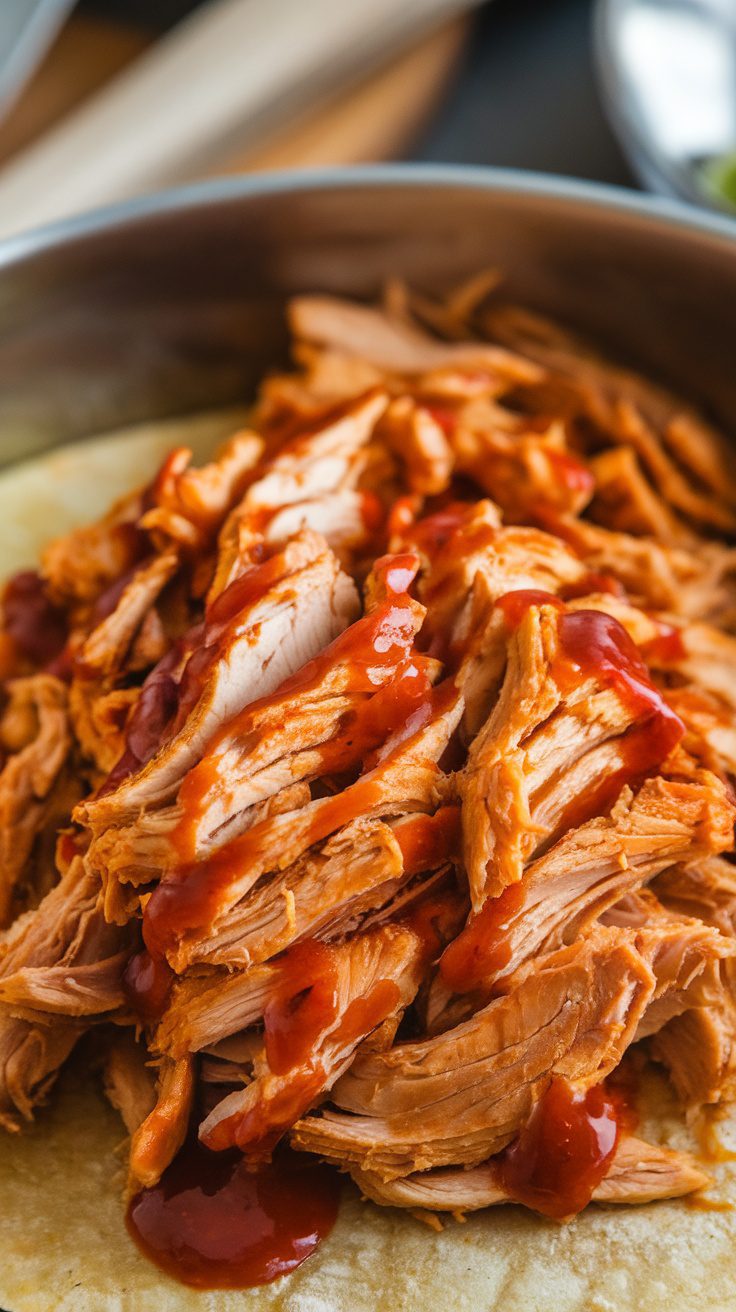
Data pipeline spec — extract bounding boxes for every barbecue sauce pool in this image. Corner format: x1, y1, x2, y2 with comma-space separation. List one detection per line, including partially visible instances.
126, 1139, 340, 1289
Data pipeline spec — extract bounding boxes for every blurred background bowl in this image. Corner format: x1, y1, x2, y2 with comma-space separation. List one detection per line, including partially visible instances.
0, 164, 735, 466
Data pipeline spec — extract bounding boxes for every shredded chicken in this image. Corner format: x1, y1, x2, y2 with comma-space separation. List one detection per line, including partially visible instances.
2, 281, 736, 1247
0, 675, 71, 924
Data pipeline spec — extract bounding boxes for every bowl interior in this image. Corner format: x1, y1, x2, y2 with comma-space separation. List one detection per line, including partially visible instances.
0, 171, 734, 465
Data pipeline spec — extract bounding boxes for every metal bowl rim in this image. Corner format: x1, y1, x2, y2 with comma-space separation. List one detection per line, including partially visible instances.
1, 163, 736, 274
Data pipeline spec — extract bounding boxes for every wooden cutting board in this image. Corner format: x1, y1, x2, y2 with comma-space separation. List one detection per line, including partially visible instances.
0, 12, 469, 177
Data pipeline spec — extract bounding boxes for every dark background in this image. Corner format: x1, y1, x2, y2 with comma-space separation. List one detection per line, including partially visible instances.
80, 0, 637, 189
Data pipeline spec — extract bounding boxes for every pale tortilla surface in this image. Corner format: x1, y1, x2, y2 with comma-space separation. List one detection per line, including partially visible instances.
1, 420, 735, 1312
0, 408, 250, 574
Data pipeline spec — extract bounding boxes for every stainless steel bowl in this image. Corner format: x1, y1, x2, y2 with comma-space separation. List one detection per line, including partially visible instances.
0, 164, 735, 467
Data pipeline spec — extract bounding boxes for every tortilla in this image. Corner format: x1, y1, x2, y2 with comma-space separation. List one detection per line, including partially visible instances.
1, 420, 735, 1312
2, 1054, 735, 1312
0, 407, 250, 574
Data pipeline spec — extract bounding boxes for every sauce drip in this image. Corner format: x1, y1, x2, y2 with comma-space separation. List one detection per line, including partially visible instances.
439, 881, 525, 993
497, 1077, 625, 1219
101, 544, 298, 793
126, 1140, 340, 1289
496, 588, 562, 629
207, 940, 401, 1153
123, 949, 174, 1022
264, 940, 339, 1076
143, 773, 384, 958
554, 609, 684, 816
1, 570, 68, 670
392, 805, 461, 877
145, 647, 452, 959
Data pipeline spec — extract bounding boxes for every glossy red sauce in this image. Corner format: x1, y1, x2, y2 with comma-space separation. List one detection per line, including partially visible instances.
545, 447, 595, 499
264, 940, 340, 1075
359, 490, 385, 536
144, 672, 451, 957
642, 621, 687, 664
204, 549, 288, 630
404, 501, 477, 555
126, 1140, 340, 1289
123, 949, 174, 1022
208, 940, 401, 1154
497, 1077, 627, 1219
338, 978, 400, 1045
1, 570, 68, 669
101, 547, 296, 793
439, 881, 525, 993
559, 604, 682, 735
393, 805, 461, 876
206, 1071, 328, 1155
146, 573, 448, 957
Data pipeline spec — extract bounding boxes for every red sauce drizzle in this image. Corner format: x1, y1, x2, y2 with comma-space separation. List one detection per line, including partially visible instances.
424, 405, 458, 437
126, 1140, 340, 1289
545, 447, 595, 499
146, 673, 456, 956
205, 938, 401, 1153
439, 881, 525, 993
146, 566, 451, 958
123, 949, 174, 1022
264, 940, 340, 1076
642, 621, 687, 664
497, 1077, 627, 1219
393, 805, 461, 877
2, 570, 68, 669
101, 546, 296, 793
554, 610, 684, 826
496, 588, 563, 629
497, 593, 684, 831
359, 490, 385, 535
174, 558, 427, 856
144, 774, 383, 959
402, 880, 467, 960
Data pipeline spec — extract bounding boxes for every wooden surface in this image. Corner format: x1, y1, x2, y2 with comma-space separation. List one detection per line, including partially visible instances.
0, 12, 468, 177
